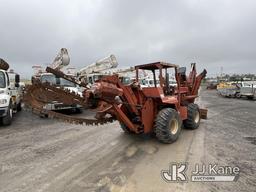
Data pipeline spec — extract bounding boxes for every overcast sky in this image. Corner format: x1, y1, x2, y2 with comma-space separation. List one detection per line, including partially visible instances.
0, 0, 256, 78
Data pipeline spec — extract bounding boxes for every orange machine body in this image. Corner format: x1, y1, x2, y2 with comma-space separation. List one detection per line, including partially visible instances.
90, 62, 207, 134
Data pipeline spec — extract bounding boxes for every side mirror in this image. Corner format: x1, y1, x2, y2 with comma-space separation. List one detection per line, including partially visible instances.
15, 74, 20, 87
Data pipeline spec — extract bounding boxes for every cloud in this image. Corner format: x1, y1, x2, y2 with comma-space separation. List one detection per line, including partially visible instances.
0, 0, 255, 78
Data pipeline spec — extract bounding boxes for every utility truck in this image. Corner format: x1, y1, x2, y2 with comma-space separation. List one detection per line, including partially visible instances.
0, 59, 22, 125
32, 48, 83, 112
235, 82, 255, 99
77, 54, 118, 87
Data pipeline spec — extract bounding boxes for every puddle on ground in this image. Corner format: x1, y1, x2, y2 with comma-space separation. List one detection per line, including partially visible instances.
125, 145, 138, 157
95, 143, 158, 192
125, 144, 158, 158
96, 175, 126, 192
139, 144, 158, 154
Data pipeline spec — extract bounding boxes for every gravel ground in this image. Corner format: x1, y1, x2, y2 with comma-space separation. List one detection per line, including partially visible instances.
0, 89, 255, 192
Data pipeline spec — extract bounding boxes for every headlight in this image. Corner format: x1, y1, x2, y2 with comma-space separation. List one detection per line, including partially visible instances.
0, 99, 7, 104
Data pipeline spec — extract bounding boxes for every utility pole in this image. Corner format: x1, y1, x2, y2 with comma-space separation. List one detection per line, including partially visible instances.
220, 66, 223, 80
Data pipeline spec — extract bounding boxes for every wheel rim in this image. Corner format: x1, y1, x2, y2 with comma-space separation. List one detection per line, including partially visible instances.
169, 119, 179, 135
194, 110, 200, 124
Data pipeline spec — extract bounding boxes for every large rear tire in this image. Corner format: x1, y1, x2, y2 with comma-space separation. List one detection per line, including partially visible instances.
183, 103, 200, 129
154, 108, 182, 144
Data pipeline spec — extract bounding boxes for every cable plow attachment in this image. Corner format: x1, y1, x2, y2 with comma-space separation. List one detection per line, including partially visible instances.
23, 81, 115, 125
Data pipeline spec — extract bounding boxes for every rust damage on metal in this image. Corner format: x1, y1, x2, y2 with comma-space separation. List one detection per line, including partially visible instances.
23, 80, 115, 125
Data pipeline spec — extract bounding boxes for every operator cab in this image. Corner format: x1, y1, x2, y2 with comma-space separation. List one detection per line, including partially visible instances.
135, 62, 179, 95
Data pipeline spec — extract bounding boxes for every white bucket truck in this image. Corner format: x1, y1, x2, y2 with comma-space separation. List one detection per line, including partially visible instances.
0, 59, 22, 125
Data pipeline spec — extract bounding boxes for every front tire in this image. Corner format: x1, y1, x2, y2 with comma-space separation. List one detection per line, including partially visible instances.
2, 105, 13, 125
119, 122, 133, 134
247, 96, 254, 100
75, 108, 83, 114
154, 108, 182, 144
17, 102, 22, 111
183, 103, 200, 129
235, 92, 241, 98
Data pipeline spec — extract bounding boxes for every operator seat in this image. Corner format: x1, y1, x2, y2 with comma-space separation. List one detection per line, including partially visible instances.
177, 67, 187, 83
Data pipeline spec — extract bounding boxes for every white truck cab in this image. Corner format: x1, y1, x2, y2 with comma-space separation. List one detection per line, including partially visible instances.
0, 69, 22, 125
235, 81, 256, 99
39, 73, 83, 111
84, 73, 105, 88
